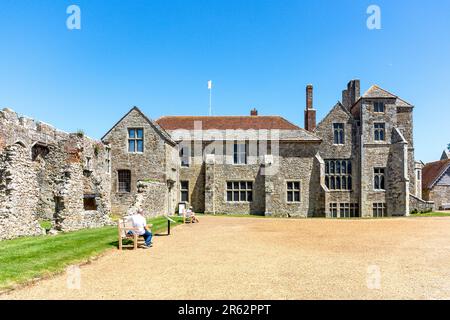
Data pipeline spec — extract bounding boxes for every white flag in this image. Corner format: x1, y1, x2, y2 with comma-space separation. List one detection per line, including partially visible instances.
208, 80, 212, 90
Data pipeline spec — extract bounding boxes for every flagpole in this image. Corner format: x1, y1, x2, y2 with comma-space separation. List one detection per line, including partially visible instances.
208, 81, 212, 116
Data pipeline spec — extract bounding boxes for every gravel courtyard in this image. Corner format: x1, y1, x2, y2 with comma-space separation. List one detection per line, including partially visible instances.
3, 216, 450, 300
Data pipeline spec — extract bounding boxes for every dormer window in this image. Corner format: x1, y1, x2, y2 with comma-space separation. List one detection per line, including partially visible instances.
374, 101, 385, 113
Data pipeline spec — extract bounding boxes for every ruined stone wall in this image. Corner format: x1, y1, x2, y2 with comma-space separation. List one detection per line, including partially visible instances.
0, 108, 111, 240
127, 181, 168, 217
0, 144, 43, 240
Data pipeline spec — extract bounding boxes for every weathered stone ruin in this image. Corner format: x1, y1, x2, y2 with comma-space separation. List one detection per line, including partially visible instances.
0, 108, 111, 240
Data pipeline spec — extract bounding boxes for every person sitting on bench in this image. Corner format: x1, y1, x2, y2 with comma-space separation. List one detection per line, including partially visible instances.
186, 206, 199, 223
128, 209, 153, 249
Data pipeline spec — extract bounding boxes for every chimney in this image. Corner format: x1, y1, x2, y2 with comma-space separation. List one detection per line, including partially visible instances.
342, 79, 360, 109
304, 84, 316, 132
250, 108, 258, 116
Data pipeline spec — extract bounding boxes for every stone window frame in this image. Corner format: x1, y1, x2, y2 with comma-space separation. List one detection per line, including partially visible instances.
117, 169, 131, 193
233, 142, 248, 165
127, 128, 144, 153
373, 203, 386, 217
373, 167, 386, 191
374, 101, 385, 113
374, 123, 386, 142
180, 180, 189, 202
332, 123, 345, 145
329, 203, 338, 218
225, 181, 253, 203
285, 180, 301, 204
324, 159, 353, 191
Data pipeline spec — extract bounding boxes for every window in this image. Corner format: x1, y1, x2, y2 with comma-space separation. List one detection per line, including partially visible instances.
180, 181, 189, 202
417, 170, 421, 180
83, 194, 97, 211
373, 203, 386, 217
339, 203, 360, 218
233, 143, 247, 165
374, 168, 386, 190
374, 123, 385, 141
330, 203, 338, 218
118, 170, 131, 192
325, 160, 352, 190
286, 181, 301, 203
180, 145, 190, 167
128, 128, 144, 153
105, 148, 111, 173
333, 123, 345, 145
226, 181, 253, 202
374, 101, 385, 113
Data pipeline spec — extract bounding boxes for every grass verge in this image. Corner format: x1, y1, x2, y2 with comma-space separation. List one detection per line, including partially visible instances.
0, 216, 183, 291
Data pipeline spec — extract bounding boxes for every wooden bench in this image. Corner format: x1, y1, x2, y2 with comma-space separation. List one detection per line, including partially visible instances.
118, 217, 150, 251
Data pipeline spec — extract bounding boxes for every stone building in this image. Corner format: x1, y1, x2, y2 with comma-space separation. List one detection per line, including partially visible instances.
101, 107, 179, 217
105, 79, 431, 218
0, 79, 434, 241
422, 159, 450, 210
0, 108, 111, 240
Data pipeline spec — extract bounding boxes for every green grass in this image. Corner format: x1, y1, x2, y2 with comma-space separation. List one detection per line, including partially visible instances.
410, 212, 450, 217
0, 216, 183, 291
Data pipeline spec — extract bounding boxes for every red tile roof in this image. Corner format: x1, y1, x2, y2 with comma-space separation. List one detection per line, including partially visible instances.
422, 159, 450, 190
156, 116, 301, 131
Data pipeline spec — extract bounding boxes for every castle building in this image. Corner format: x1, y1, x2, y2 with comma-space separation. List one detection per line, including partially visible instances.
103, 80, 431, 218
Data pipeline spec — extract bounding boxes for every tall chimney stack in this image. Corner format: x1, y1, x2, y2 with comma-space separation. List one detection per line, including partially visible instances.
304, 84, 316, 132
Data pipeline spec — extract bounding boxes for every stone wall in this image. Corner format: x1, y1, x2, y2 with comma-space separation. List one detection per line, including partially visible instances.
0, 108, 111, 240
409, 194, 434, 213
127, 181, 168, 217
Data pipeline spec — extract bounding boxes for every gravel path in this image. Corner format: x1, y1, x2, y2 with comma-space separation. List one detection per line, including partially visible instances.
3, 216, 450, 300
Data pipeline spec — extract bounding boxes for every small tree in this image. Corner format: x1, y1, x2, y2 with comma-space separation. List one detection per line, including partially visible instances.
447, 143, 450, 152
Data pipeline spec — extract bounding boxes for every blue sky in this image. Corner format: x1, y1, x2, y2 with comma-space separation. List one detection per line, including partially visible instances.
0, 0, 449, 162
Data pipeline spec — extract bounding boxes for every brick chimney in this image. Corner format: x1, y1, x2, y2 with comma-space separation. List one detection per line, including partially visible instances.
304, 84, 316, 132
250, 108, 258, 116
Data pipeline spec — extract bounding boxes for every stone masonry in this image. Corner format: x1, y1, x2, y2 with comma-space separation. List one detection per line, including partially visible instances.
0, 108, 111, 240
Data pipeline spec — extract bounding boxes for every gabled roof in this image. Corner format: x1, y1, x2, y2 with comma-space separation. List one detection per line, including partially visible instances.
101, 107, 176, 145
156, 115, 302, 131
422, 159, 450, 190
363, 85, 398, 99
441, 149, 450, 160
316, 102, 353, 129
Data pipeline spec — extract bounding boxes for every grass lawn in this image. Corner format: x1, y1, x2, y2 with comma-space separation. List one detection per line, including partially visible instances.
410, 212, 450, 217
0, 216, 183, 291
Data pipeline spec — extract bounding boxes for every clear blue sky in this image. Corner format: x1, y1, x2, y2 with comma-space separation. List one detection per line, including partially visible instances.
0, 0, 449, 162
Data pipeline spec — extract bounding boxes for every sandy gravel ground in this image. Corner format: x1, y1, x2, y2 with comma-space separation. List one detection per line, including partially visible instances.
2, 216, 450, 300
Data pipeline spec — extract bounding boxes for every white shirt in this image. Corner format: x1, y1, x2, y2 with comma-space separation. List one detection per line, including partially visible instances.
131, 214, 147, 235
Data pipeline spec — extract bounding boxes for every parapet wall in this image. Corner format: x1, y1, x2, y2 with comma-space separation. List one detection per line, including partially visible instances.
0, 108, 112, 240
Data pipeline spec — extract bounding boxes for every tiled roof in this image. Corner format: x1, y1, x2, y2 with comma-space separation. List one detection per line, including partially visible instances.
157, 116, 321, 142
156, 116, 302, 131
167, 129, 321, 142
422, 159, 450, 190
